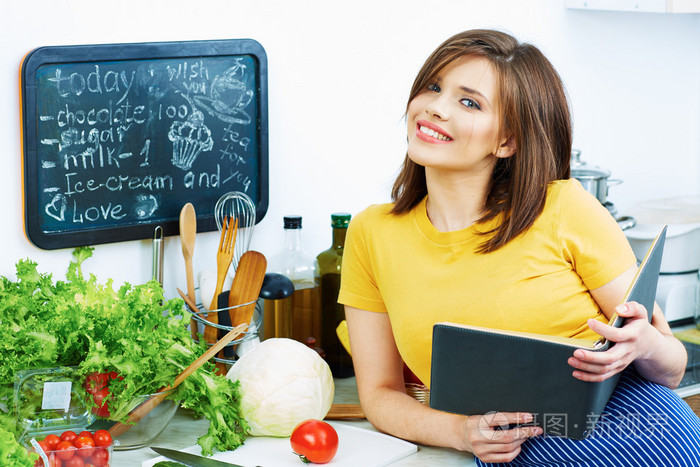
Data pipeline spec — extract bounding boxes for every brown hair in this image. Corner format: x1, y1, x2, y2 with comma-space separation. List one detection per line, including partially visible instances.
391, 29, 572, 252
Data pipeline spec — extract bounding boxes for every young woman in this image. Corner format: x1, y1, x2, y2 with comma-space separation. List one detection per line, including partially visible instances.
338, 29, 700, 465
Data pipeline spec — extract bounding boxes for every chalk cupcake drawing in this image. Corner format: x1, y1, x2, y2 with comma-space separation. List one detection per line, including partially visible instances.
193, 59, 254, 125
168, 110, 214, 170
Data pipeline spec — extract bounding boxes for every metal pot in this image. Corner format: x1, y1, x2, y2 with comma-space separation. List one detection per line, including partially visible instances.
570, 150, 621, 204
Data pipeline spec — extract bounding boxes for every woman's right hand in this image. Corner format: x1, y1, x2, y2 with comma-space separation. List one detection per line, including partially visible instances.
464, 412, 543, 463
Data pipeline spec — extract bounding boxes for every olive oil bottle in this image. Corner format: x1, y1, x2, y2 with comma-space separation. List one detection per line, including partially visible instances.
317, 212, 354, 378
266, 216, 320, 343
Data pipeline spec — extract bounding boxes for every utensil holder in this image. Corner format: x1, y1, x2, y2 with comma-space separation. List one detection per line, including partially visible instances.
183, 289, 263, 366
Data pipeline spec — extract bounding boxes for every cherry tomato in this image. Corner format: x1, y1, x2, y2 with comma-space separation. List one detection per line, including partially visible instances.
60, 431, 78, 444
44, 434, 62, 451
64, 456, 84, 467
73, 436, 95, 458
77, 431, 93, 440
36, 453, 60, 467
89, 448, 109, 467
92, 430, 113, 447
84, 372, 123, 418
84, 373, 109, 392
91, 388, 112, 418
290, 419, 339, 464
37, 440, 51, 453
56, 441, 76, 460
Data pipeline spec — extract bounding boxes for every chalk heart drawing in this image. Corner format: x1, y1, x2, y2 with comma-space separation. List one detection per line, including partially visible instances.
194, 63, 253, 125
134, 193, 158, 219
45, 193, 67, 221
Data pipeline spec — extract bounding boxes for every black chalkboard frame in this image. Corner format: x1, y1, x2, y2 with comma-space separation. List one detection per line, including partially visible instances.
21, 39, 269, 250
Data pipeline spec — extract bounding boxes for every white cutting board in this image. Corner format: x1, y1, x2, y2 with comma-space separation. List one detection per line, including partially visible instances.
142, 421, 417, 467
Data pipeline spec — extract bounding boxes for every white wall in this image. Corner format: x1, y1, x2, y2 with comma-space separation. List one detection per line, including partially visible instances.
2, 0, 699, 298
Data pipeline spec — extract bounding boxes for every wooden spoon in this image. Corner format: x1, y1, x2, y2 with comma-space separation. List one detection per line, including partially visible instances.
107, 322, 248, 438
179, 203, 198, 340
228, 251, 267, 329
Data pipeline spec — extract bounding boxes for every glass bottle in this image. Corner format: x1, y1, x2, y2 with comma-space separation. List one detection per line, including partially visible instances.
317, 212, 354, 378
266, 215, 321, 343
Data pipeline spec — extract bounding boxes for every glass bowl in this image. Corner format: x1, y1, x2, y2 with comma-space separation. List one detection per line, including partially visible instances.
89, 389, 179, 451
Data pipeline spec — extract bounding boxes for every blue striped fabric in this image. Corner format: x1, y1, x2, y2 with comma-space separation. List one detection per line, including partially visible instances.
476, 368, 700, 466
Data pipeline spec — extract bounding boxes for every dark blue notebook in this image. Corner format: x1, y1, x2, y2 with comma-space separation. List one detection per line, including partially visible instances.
429, 226, 667, 439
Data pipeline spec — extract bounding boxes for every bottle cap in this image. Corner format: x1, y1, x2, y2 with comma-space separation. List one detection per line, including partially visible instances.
331, 212, 351, 229
283, 215, 302, 229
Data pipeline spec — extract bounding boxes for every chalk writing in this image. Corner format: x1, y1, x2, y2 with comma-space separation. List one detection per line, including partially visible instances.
32, 52, 260, 234
47, 65, 136, 104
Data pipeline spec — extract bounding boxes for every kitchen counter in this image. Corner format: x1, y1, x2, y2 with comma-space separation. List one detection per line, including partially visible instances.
114, 377, 477, 466
112, 340, 700, 466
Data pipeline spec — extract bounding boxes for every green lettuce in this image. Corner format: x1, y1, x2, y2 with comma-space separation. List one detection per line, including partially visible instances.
0, 424, 38, 466
0, 247, 248, 461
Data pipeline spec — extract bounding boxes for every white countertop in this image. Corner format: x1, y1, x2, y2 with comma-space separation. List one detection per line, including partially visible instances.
113, 377, 477, 467
111, 328, 700, 466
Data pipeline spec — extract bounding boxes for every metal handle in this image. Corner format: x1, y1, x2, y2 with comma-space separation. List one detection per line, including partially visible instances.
152, 226, 164, 285
616, 216, 636, 231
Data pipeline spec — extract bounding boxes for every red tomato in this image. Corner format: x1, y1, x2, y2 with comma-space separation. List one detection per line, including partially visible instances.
84, 372, 123, 418
56, 441, 76, 460
37, 453, 60, 467
92, 430, 113, 447
89, 448, 109, 467
64, 456, 84, 467
73, 436, 95, 458
77, 431, 93, 440
290, 419, 339, 464
84, 373, 109, 393
60, 431, 78, 444
44, 434, 62, 451
91, 388, 112, 418
37, 440, 51, 453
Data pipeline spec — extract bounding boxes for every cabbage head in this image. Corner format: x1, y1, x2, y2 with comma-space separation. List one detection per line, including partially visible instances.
226, 338, 334, 437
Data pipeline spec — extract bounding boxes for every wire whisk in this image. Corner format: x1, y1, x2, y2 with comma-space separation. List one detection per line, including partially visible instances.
214, 191, 256, 273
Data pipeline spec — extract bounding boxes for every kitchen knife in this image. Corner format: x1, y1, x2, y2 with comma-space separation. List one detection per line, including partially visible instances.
151, 446, 245, 467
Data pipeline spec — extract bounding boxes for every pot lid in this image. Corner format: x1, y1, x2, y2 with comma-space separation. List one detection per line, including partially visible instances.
630, 196, 700, 225
625, 222, 700, 240
570, 149, 610, 178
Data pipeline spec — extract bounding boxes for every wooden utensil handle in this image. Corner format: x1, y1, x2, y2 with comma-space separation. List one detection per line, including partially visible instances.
108, 322, 248, 438
108, 391, 169, 437
174, 322, 247, 386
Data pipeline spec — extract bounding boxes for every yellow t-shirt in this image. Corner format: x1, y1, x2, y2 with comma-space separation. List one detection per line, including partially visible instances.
338, 179, 636, 387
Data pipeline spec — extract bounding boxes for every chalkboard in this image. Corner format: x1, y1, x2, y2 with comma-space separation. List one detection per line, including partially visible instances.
21, 39, 268, 250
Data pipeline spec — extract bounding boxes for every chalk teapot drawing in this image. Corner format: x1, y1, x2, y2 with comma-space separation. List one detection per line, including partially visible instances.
194, 60, 254, 125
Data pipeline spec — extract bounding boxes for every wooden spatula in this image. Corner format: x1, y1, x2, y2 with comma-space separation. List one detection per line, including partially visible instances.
228, 251, 267, 329
179, 203, 198, 340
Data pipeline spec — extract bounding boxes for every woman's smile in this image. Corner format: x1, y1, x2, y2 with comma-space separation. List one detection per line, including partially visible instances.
416, 120, 452, 143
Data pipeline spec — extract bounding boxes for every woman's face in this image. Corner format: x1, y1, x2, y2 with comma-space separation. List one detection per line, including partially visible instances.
406, 55, 510, 176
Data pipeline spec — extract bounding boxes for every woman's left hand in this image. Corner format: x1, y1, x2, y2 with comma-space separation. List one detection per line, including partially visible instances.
568, 301, 656, 382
